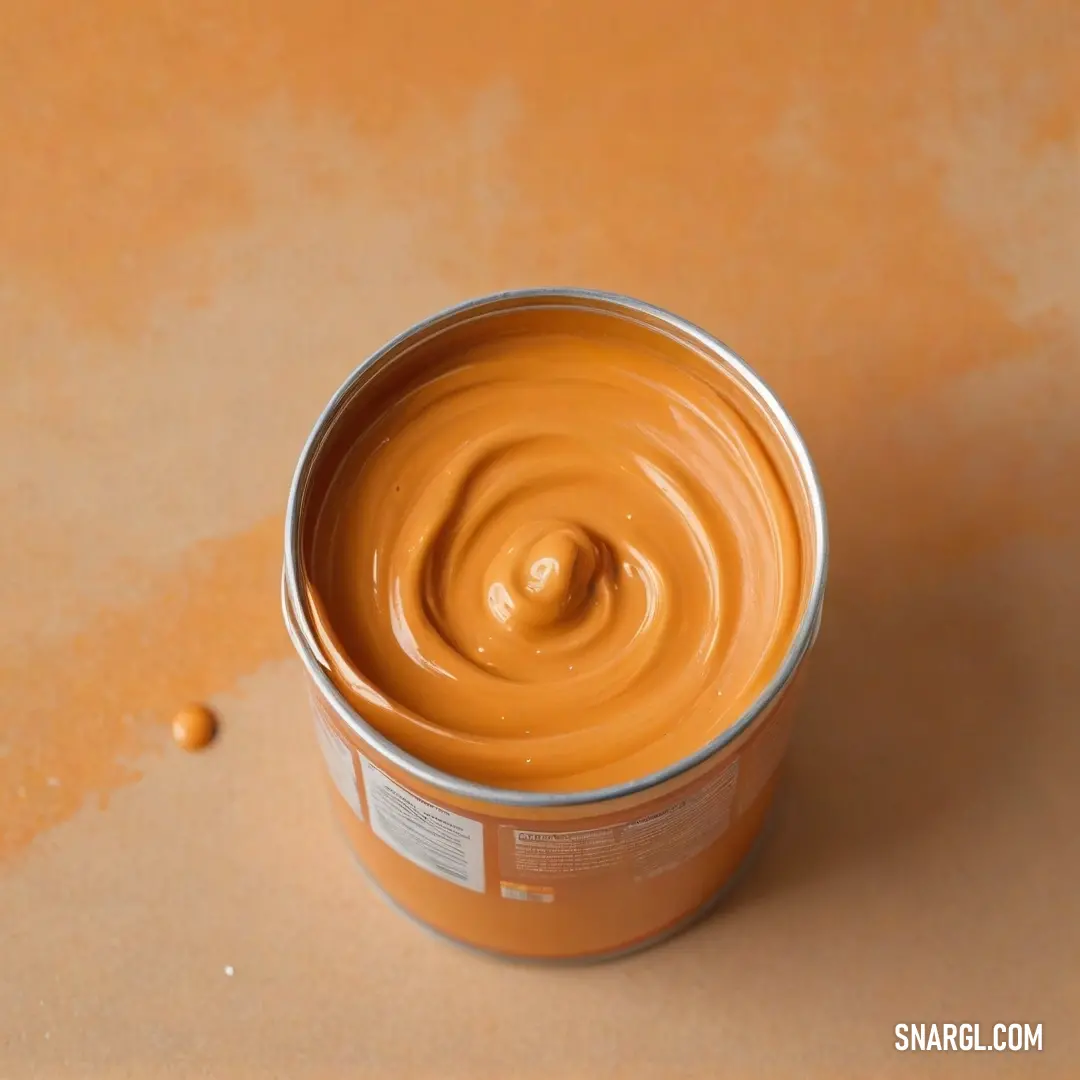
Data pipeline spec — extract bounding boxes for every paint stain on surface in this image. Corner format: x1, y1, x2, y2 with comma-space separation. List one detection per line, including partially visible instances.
2, 2, 1073, 402
0, 3, 523, 330
0, 515, 288, 861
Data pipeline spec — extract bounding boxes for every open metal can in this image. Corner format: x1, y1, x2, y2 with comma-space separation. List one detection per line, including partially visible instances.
282, 289, 828, 961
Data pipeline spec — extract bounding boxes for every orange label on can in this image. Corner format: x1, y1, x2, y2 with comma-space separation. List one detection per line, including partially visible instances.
497, 759, 739, 885
310, 681, 801, 958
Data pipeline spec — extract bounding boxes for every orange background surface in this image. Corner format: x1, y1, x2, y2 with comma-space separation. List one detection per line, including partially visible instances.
2, 2, 1077, 1077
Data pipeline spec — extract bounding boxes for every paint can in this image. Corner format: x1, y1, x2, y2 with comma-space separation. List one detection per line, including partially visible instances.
283, 289, 828, 961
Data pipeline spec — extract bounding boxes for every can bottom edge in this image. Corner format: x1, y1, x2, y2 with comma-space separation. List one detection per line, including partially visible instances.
335, 811, 775, 966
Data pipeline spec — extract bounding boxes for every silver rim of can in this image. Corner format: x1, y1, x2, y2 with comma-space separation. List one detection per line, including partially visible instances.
282, 287, 829, 810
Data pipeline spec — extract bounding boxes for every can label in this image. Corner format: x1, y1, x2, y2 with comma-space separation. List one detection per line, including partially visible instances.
499, 881, 556, 903
498, 759, 740, 885
313, 712, 365, 821
359, 756, 486, 893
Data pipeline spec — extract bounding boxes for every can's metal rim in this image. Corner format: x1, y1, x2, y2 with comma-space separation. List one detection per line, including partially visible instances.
283, 287, 829, 810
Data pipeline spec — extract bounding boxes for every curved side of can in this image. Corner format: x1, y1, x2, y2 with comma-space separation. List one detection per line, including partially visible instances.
337, 806, 777, 966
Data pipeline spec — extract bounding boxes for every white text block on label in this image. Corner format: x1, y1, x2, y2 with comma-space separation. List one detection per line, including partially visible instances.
313, 715, 364, 821
499, 760, 739, 883
360, 757, 485, 892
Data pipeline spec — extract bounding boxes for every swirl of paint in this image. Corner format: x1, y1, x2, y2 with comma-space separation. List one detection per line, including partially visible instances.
306, 330, 803, 791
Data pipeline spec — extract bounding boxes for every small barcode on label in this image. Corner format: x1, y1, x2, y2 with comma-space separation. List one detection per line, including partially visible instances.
500, 882, 555, 903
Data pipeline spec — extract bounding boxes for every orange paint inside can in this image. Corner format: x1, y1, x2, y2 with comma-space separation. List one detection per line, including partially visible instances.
283, 290, 827, 961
